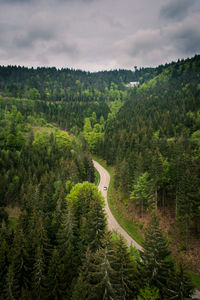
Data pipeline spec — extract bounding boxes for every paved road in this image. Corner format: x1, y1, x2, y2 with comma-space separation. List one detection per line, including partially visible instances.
93, 160, 200, 299
93, 160, 143, 251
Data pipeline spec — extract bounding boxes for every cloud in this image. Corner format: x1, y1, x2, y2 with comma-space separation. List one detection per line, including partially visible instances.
165, 15, 200, 55
112, 28, 172, 68
0, 0, 33, 3
160, 0, 196, 21
0, 0, 199, 70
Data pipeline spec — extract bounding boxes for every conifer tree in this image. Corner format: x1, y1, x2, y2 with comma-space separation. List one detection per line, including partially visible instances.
139, 214, 174, 298
82, 197, 107, 252
56, 206, 78, 292
0, 237, 8, 295
71, 248, 94, 300
135, 284, 160, 300
113, 235, 139, 299
9, 229, 30, 297
89, 245, 118, 300
4, 264, 19, 300
165, 264, 194, 299
45, 247, 65, 300
31, 246, 46, 300
72, 234, 118, 300
130, 172, 152, 217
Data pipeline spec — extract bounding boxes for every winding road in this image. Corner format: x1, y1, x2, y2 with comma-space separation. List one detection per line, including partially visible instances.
93, 160, 200, 299
93, 160, 143, 252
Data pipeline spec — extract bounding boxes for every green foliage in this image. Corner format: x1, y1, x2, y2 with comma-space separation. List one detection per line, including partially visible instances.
136, 284, 160, 300
165, 265, 194, 299
33, 130, 51, 151
27, 88, 41, 100
55, 130, 71, 152
83, 115, 103, 153
139, 214, 174, 298
0, 65, 133, 102
102, 54, 200, 241
66, 182, 106, 255
131, 172, 152, 216
1, 55, 200, 299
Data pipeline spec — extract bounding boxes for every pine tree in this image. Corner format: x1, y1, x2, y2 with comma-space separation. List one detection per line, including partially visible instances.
72, 235, 118, 300
45, 247, 65, 300
130, 172, 152, 217
165, 264, 194, 299
175, 151, 198, 248
82, 197, 107, 252
0, 236, 8, 295
9, 229, 30, 297
135, 284, 160, 300
113, 235, 139, 299
56, 206, 78, 292
4, 264, 19, 300
139, 214, 174, 298
71, 248, 94, 300
31, 246, 46, 300
89, 245, 118, 300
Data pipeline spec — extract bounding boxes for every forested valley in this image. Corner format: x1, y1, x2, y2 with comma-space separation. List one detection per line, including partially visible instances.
0, 55, 200, 299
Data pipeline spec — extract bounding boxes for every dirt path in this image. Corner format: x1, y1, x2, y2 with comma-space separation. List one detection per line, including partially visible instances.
93, 160, 143, 251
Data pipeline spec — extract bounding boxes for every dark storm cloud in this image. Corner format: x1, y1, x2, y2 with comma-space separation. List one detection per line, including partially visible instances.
160, 0, 196, 21
177, 31, 200, 54
0, 0, 199, 70
169, 23, 200, 54
50, 42, 79, 57
13, 27, 56, 49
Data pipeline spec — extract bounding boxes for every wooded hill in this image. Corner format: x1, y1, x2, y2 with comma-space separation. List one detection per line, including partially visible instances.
101, 54, 200, 251
0, 55, 199, 299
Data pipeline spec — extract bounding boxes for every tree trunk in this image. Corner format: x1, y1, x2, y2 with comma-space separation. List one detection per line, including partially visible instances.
162, 189, 165, 211
155, 189, 158, 210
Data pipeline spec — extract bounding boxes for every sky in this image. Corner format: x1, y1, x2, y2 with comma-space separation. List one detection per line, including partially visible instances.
0, 0, 199, 71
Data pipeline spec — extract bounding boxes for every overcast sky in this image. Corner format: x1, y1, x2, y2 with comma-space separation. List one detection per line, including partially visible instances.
0, 0, 199, 71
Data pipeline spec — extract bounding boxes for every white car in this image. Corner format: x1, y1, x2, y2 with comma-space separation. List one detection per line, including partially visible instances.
103, 186, 107, 190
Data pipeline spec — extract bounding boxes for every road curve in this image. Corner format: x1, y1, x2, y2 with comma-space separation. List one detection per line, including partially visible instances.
93, 160, 143, 251
93, 160, 200, 299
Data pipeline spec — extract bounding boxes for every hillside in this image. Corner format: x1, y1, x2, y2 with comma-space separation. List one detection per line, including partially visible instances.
101, 54, 200, 273
0, 56, 200, 299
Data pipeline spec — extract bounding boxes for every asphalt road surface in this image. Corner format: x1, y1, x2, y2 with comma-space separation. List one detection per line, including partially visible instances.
93, 160, 143, 251
93, 160, 200, 299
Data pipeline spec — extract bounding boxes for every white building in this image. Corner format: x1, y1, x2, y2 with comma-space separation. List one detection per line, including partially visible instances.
125, 81, 139, 87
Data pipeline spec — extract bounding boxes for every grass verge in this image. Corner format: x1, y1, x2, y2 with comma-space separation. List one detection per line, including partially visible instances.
93, 155, 143, 245
188, 272, 200, 291
93, 156, 200, 291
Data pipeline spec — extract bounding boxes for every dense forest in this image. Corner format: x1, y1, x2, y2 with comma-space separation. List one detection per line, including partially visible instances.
101, 55, 200, 249
0, 65, 167, 101
0, 56, 200, 299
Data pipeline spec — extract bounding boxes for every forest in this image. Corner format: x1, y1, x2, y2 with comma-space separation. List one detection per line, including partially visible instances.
0, 55, 200, 299
101, 55, 200, 246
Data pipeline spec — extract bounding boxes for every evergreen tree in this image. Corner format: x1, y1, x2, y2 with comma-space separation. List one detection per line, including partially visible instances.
88, 245, 118, 300
73, 235, 118, 300
135, 284, 160, 300
0, 236, 8, 295
9, 229, 30, 297
165, 264, 194, 299
4, 264, 19, 300
56, 206, 78, 293
139, 214, 174, 298
130, 172, 152, 217
45, 247, 65, 300
31, 246, 46, 300
113, 235, 139, 299
82, 196, 107, 252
